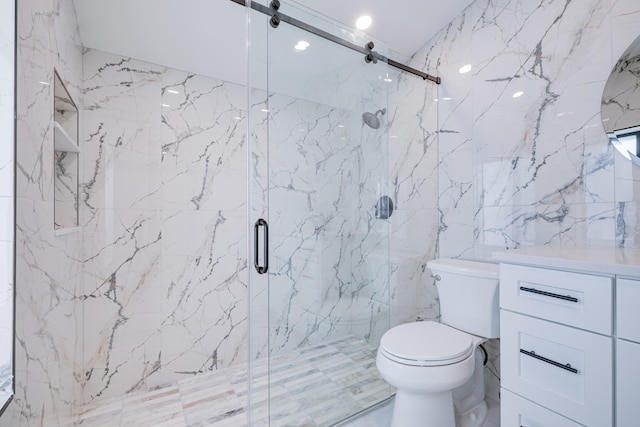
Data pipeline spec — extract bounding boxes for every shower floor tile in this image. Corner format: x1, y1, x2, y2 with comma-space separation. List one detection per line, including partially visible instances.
68, 336, 392, 427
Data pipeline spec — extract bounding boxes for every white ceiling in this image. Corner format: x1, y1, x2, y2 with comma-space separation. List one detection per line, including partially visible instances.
74, 0, 473, 87
292, 0, 472, 58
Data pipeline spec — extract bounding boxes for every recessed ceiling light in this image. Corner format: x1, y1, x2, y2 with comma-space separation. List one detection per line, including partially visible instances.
442, 97, 452, 101
512, 91, 524, 98
383, 77, 393, 83
261, 109, 270, 113
458, 64, 472, 74
39, 81, 50, 86
167, 89, 180, 94
295, 41, 310, 51
356, 15, 372, 30
161, 103, 171, 108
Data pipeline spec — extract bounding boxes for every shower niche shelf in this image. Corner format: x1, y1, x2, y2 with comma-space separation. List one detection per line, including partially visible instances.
53, 70, 80, 234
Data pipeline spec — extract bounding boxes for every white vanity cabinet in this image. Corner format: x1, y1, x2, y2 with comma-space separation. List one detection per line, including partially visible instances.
495, 247, 640, 427
499, 264, 613, 426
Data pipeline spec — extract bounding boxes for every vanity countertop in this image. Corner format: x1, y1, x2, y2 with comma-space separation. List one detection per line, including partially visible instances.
492, 246, 640, 277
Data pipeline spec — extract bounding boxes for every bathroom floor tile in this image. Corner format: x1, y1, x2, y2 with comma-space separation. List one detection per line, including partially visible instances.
69, 336, 392, 427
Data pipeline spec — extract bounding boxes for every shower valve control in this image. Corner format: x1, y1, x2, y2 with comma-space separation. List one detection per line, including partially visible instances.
374, 195, 394, 219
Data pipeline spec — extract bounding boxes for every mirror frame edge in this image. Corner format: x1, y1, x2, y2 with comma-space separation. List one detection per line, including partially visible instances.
602, 33, 640, 166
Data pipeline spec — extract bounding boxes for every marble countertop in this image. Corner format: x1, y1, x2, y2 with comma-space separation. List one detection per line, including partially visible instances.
492, 246, 640, 277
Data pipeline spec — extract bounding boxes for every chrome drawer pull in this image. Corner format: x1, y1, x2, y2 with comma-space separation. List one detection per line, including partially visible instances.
519, 286, 578, 303
520, 349, 578, 374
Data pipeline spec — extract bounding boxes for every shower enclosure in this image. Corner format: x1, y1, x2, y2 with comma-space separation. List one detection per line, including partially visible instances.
247, 2, 394, 424
4, 0, 445, 424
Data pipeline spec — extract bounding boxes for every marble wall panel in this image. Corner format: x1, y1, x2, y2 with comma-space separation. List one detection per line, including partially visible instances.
3, 0, 84, 425
266, 91, 391, 354
81, 51, 164, 402
406, 0, 640, 258
80, 50, 249, 402
160, 68, 247, 384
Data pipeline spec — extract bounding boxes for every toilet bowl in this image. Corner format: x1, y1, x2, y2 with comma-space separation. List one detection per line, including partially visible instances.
376, 258, 499, 427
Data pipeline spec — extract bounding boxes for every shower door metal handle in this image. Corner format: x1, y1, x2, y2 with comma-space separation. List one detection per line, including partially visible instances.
254, 218, 269, 274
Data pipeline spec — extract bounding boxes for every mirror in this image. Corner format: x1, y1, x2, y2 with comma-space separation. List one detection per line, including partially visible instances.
602, 34, 640, 166
0, 0, 15, 415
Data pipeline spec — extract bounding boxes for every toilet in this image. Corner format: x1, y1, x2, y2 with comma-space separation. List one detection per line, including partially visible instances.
376, 258, 499, 427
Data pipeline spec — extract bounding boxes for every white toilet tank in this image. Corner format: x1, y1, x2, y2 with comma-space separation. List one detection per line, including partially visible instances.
427, 258, 500, 339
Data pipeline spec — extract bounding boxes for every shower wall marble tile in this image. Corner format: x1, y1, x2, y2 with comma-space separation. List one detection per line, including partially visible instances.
2, 0, 84, 425
160, 69, 247, 382
264, 89, 391, 355
406, 0, 640, 259
80, 50, 248, 402
81, 50, 165, 403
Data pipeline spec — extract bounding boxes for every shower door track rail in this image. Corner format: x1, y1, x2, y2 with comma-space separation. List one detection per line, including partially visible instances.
230, 0, 441, 84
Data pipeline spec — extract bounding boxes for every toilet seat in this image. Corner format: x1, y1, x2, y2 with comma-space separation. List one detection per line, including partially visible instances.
379, 321, 474, 367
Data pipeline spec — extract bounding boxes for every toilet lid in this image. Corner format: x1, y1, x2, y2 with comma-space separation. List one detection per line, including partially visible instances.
379, 321, 473, 367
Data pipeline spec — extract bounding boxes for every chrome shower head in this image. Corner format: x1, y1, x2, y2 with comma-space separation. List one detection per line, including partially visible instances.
362, 108, 386, 129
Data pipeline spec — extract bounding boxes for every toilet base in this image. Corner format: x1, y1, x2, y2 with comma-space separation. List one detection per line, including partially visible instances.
391, 389, 455, 427
456, 400, 488, 427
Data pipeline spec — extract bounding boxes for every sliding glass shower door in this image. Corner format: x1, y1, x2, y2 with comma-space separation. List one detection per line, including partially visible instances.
248, 1, 393, 425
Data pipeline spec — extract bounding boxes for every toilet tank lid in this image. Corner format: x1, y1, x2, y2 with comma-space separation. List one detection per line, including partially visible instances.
427, 258, 499, 278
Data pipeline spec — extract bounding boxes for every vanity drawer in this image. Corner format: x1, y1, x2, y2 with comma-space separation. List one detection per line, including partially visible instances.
500, 264, 612, 335
616, 278, 640, 343
501, 389, 582, 427
501, 311, 613, 426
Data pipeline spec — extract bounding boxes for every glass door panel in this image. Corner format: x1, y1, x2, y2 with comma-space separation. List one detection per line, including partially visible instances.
250, 1, 393, 424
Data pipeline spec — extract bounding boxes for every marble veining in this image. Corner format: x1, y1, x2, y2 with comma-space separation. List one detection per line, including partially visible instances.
4, 0, 84, 424
266, 90, 391, 355
403, 0, 640, 261
80, 50, 248, 402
